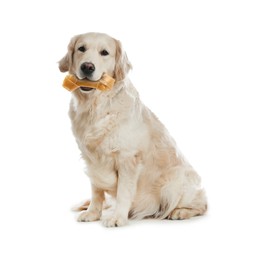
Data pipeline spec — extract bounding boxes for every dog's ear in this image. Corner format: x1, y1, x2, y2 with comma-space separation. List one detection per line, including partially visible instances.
58, 36, 79, 72
58, 54, 69, 72
114, 40, 132, 81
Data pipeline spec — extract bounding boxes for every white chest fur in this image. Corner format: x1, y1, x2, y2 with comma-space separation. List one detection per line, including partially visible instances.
68, 85, 147, 193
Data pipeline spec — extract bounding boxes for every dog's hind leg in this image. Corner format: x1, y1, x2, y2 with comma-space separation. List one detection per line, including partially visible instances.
157, 166, 207, 220
169, 189, 207, 220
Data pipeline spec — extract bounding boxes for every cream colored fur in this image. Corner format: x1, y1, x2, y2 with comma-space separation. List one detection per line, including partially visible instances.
59, 32, 207, 227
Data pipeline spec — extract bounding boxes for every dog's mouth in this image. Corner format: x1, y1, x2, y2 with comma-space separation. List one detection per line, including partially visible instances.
80, 86, 94, 92
77, 76, 97, 92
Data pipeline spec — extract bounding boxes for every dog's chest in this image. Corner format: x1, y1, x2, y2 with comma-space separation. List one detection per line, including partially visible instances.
69, 96, 118, 155
69, 97, 119, 192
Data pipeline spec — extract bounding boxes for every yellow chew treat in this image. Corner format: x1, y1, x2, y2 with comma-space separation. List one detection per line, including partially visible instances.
62, 74, 115, 92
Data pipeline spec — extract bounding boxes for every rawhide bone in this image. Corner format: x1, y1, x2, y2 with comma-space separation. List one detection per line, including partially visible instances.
62, 74, 115, 91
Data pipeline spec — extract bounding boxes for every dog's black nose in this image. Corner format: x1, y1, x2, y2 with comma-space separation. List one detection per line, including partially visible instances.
80, 62, 95, 75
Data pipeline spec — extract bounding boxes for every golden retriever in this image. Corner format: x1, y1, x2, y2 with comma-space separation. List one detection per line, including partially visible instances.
59, 32, 207, 227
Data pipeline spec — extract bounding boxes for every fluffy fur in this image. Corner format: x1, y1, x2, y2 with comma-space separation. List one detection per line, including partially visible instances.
59, 32, 207, 227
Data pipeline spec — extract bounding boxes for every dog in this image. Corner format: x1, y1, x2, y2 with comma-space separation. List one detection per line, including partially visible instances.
59, 32, 207, 227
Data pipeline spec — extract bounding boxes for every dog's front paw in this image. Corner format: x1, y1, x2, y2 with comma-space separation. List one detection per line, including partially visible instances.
102, 215, 128, 227
77, 211, 100, 222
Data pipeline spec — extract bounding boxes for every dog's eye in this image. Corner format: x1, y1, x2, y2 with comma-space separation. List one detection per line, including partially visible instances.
78, 46, 86, 52
100, 49, 109, 56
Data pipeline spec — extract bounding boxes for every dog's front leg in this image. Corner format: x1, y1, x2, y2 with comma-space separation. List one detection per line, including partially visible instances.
78, 184, 104, 222
102, 155, 141, 227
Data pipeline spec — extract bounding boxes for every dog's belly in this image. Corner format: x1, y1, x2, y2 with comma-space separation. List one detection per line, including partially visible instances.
91, 173, 117, 195
86, 158, 118, 194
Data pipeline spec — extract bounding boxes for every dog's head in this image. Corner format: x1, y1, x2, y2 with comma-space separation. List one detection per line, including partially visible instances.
59, 32, 132, 92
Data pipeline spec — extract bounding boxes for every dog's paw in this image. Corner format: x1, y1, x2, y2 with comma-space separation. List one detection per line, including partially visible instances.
102, 215, 128, 227
77, 211, 100, 222
170, 208, 197, 220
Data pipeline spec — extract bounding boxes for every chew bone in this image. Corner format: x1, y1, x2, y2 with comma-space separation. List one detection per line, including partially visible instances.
62, 74, 115, 91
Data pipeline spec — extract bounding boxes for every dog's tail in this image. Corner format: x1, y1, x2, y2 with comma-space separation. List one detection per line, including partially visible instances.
71, 200, 90, 211
71, 196, 115, 212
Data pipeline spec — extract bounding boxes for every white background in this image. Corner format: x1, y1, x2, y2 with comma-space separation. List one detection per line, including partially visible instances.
0, 0, 253, 259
